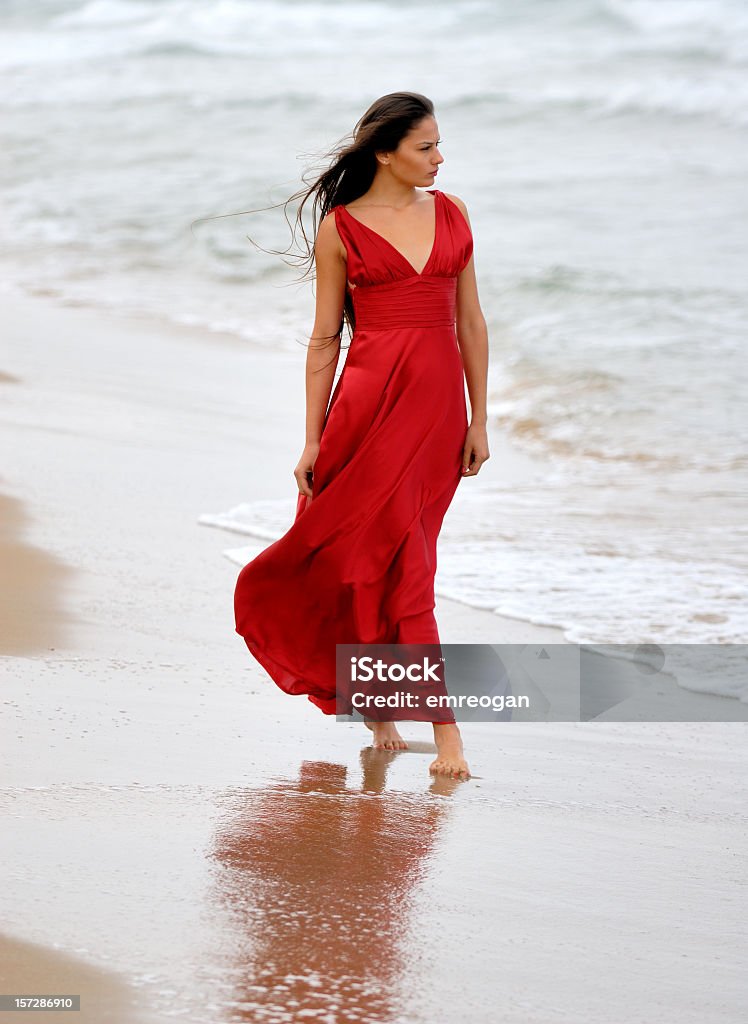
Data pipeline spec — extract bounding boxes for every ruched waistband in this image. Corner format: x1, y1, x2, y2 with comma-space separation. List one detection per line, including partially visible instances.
352, 275, 457, 331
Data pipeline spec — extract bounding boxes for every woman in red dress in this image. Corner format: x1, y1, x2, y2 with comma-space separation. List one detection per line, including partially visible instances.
234, 92, 490, 780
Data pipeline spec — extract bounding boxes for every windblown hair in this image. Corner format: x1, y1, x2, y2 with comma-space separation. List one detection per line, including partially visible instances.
192, 91, 435, 366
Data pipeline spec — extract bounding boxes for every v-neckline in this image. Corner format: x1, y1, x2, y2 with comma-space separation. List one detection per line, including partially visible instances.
340, 189, 439, 278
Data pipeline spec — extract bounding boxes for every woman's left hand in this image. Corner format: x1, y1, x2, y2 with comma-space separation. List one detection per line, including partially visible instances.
462, 421, 490, 476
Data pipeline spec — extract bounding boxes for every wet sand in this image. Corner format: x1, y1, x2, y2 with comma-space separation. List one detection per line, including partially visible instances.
0, 934, 152, 1024
0, 493, 75, 656
1, 288, 747, 1023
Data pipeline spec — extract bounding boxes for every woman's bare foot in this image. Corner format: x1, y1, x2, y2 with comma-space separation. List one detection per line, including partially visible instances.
363, 718, 409, 751
429, 723, 471, 780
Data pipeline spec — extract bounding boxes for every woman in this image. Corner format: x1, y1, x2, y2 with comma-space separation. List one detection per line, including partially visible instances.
234, 92, 490, 781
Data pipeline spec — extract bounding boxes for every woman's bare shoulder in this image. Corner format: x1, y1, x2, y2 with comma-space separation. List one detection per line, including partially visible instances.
316, 208, 343, 241
316, 207, 346, 259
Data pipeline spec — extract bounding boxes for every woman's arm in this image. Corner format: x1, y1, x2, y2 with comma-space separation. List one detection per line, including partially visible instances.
294, 212, 347, 497
443, 193, 491, 477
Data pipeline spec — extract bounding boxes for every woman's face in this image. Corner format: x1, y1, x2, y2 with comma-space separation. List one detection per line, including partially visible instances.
381, 116, 444, 186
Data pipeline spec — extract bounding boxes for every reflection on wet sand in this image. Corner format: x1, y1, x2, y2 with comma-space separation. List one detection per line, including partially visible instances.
208, 753, 460, 1022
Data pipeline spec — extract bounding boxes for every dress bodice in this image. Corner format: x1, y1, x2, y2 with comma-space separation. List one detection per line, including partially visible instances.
333, 189, 473, 289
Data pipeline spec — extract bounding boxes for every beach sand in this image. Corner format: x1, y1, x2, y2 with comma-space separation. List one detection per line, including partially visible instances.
0, 934, 150, 1024
0, 493, 74, 656
1, 289, 746, 1023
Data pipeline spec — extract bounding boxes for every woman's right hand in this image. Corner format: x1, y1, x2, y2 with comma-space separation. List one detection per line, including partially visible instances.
294, 442, 320, 498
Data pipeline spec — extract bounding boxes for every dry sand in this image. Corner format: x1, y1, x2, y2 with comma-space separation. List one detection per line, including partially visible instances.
1, 288, 746, 1023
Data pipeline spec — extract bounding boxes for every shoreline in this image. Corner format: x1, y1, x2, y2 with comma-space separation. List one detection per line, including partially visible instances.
0, 283, 568, 651
1, 286, 746, 1023
1, 285, 745, 717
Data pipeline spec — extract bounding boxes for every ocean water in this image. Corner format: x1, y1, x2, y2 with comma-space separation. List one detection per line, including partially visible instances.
3, 1, 747, 677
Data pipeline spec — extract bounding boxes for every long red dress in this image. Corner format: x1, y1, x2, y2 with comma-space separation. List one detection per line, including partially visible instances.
234, 189, 474, 714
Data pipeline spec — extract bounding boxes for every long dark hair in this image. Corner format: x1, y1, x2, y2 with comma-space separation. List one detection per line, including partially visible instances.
192, 91, 435, 367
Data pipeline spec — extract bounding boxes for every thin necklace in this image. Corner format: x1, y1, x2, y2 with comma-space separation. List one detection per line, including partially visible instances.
350, 191, 431, 211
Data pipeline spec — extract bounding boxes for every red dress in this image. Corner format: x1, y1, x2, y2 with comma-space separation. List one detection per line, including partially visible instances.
234, 189, 474, 714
